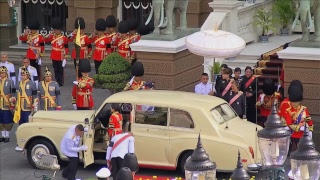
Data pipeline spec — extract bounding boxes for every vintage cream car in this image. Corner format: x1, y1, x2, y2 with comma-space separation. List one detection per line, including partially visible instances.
16, 90, 262, 172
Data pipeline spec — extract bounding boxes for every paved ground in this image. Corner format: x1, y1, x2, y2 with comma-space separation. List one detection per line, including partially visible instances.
0, 64, 292, 180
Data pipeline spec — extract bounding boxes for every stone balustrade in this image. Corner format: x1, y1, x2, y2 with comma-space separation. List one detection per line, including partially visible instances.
205, 0, 273, 43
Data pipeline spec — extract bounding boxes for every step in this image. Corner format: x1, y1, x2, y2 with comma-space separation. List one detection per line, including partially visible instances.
254, 67, 281, 76
257, 74, 279, 81
256, 59, 283, 68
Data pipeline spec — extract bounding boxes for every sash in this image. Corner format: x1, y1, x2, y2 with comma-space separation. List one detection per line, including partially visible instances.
110, 134, 131, 153
245, 76, 256, 89
0, 79, 10, 106
295, 107, 305, 125
222, 81, 232, 97
229, 92, 242, 105
41, 81, 57, 110
107, 33, 116, 38
20, 81, 31, 106
129, 34, 139, 42
118, 38, 130, 47
94, 35, 106, 44
28, 34, 40, 44
51, 35, 64, 45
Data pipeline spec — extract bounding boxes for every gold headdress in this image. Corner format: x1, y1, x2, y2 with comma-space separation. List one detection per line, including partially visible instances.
21, 67, 31, 79
0, 66, 8, 74
44, 66, 52, 77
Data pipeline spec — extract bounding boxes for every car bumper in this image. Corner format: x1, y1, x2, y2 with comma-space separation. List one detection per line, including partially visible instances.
15, 146, 24, 152
247, 163, 263, 171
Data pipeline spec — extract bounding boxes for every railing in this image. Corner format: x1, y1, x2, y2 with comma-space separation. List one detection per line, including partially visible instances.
237, 0, 273, 43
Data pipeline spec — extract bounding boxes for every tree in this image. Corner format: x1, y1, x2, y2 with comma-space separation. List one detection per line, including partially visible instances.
93, 53, 131, 93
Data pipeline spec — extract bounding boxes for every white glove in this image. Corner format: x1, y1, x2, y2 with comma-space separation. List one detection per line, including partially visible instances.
73, 81, 79, 85
81, 145, 88, 151
62, 59, 66, 67
300, 126, 306, 131
84, 127, 88, 132
38, 58, 42, 65
73, 104, 77, 110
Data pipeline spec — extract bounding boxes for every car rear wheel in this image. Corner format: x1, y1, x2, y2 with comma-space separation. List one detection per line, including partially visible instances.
179, 151, 193, 173
27, 139, 57, 169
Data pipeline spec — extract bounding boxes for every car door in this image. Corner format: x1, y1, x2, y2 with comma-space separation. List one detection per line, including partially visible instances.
82, 122, 95, 168
131, 104, 170, 167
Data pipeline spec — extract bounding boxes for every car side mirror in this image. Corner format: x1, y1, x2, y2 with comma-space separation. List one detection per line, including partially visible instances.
84, 118, 89, 125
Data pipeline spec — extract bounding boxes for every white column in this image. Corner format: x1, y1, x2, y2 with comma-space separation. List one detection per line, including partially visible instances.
16, 6, 22, 44
117, 0, 123, 21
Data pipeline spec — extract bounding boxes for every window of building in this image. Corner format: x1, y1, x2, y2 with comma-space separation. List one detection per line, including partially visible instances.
135, 104, 168, 126
169, 109, 195, 129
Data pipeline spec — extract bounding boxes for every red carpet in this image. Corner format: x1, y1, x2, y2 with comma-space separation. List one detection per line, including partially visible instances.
135, 175, 184, 180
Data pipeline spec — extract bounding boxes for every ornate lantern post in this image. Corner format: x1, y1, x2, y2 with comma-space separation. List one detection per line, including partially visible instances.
257, 101, 291, 180
290, 125, 320, 180
230, 151, 250, 180
184, 134, 217, 180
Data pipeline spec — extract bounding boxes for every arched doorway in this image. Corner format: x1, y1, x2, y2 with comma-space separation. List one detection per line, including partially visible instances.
21, 0, 68, 35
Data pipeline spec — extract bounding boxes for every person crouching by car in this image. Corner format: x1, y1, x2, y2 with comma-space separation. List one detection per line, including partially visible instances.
61, 124, 88, 180
106, 123, 134, 179
116, 167, 133, 180
227, 80, 245, 119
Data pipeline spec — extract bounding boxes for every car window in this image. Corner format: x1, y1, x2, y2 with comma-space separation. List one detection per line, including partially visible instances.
135, 104, 168, 126
210, 103, 237, 124
169, 108, 194, 128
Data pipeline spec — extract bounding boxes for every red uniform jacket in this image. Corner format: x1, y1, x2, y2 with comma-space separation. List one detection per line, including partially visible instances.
19, 33, 45, 60
129, 33, 141, 58
72, 77, 94, 108
256, 92, 281, 117
69, 32, 92, 59
45, 34, 69, 61
105, 32, 119, 53
283, 104, 313, 139
91, 35, 111, 61
116, 35, 131, 59
108, 112, 123, 139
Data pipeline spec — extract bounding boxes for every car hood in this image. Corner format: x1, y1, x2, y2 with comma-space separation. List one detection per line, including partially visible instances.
32, 110, 95, 123
220, 118, 263, 161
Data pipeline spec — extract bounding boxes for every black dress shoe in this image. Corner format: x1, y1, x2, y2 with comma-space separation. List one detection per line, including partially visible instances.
0, 137, 4, 142
4, 138, 9, 143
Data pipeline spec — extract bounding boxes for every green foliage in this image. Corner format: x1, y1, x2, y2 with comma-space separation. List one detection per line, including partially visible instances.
209, 62, 221, 74
253, 7, 276, 36
272, 0, 296, 29
94, 52, 131, 91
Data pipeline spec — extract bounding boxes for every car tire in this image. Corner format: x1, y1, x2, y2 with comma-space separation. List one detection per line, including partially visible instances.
179, 151, 193, 173
27, 139, 57, 169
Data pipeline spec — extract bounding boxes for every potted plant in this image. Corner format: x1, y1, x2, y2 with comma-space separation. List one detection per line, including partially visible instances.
93, 52, 131, 94
208, 61, 221, 82
272, 0, 296, 36
253, 7, 275, 43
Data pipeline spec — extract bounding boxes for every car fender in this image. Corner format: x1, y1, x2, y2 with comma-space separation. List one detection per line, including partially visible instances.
16, 123, 74, 159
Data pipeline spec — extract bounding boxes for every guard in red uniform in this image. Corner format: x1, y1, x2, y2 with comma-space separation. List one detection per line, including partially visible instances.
72, 58, 94, 110
128, 18, 141, 61
69, 17, 92, 69
107, 104, 123, 140
45, 18, 69, 87
282, 80, 313, 152
123, 61, 145, 91
116, 21, 131, 61
19, 19, 44, 79
256, 78, 281, 127
105, 15, 119, 53
90, 18, 111, 74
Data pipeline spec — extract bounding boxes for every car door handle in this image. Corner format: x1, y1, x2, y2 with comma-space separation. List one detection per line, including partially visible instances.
147, 129, 149, 131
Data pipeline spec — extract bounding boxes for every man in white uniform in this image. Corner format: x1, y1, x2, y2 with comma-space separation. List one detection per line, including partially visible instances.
18, 57, 38, 88
60, 124, 88, 180
106, 125, 134, 179
195, 73, 215, 95
0, 52, 16, 86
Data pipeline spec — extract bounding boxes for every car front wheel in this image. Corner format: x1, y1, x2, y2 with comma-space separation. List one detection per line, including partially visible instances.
27, 139, 57, 169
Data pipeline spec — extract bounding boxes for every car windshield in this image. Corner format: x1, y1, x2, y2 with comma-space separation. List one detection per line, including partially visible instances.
210, 103, 237, 124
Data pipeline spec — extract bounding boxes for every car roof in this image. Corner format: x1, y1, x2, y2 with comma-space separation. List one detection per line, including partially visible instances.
105, 90, 226, 111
